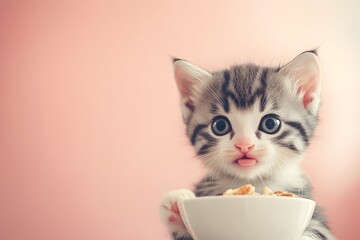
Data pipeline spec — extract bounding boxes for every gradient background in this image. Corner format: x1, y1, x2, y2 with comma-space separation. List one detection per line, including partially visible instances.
0, 1, 359, 239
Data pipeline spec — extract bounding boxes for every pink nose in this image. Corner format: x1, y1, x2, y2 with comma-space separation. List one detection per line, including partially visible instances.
235, 144, 255, 153
235, 138, 255, 153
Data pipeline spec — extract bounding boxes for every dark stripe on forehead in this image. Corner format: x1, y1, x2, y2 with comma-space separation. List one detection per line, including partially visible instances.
191, 124, 207, 145
220, 66, 270, 111
244, 68, 268, 109
222, 98, 230, 113
260, 95, 267, 112
259, 68, 268, 85
284, 121, 309, 144
258, 69, 269, 112
221, 70, 231, 112
223, 70, 231, 83
229, 91, 241, 107
221, 69, 242, 109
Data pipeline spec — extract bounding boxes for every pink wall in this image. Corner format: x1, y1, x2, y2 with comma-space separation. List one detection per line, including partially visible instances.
0, 1, 359, 239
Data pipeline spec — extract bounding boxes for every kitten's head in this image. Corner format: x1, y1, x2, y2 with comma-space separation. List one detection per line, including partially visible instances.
173, 51, 321, 180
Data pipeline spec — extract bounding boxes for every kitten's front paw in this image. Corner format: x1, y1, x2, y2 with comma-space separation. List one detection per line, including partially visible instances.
160, 189, 195, 239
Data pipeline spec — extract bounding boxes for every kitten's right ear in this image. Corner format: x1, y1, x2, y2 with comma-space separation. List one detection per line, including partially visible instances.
278, 51, 322, 115
172, 58, 212, 115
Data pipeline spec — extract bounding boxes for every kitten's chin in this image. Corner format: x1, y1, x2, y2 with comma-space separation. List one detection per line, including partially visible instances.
224, 157, 269, 180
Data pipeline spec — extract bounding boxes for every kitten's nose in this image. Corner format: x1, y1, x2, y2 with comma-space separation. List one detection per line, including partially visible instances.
235, 144, 255, 153
235, 138, 255, 153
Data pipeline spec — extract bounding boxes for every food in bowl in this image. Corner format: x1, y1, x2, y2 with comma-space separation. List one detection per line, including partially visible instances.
223, 184, 299, 197
222, 184, 257, 195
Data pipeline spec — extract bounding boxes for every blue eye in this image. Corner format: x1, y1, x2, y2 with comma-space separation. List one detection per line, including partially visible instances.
259, 115, 281, 134
211, 116, 232, 136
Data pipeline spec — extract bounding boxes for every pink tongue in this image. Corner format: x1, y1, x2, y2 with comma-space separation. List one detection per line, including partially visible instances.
237, 159, 257, 167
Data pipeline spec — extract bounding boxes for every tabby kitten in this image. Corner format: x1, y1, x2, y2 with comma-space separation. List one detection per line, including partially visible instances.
160, 51, 335, 240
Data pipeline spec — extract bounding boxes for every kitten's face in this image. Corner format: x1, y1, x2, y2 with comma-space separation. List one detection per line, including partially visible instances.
173, 52, 321, 180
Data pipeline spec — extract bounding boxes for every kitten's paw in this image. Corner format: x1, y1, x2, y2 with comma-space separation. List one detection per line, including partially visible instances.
160, 189, 195, 238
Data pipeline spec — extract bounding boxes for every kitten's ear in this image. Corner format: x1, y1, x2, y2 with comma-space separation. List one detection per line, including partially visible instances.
172, 58, 212, 118
279, 51, 322, 114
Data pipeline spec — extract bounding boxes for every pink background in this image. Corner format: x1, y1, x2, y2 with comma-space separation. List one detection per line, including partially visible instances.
0, 1, 359, 239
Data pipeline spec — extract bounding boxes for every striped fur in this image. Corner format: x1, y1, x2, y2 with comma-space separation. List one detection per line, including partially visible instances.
165, 52, 335, 240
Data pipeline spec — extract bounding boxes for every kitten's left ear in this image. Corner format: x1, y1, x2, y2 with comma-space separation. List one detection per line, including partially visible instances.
172, 58, 212, 120
279, 51, 322, 115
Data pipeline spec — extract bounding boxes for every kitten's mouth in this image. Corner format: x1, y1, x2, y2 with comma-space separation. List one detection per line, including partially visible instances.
234, 157, 257, 167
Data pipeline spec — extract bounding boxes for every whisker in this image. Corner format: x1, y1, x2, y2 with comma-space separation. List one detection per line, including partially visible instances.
257, 173, 265, 188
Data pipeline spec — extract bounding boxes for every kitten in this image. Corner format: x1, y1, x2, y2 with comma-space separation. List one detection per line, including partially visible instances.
160, 51, 335, 240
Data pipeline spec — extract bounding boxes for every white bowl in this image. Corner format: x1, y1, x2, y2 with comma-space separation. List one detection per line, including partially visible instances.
178, 196, 315, 240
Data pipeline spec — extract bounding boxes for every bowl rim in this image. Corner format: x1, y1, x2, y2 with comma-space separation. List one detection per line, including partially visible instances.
179, 195, 316, 205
